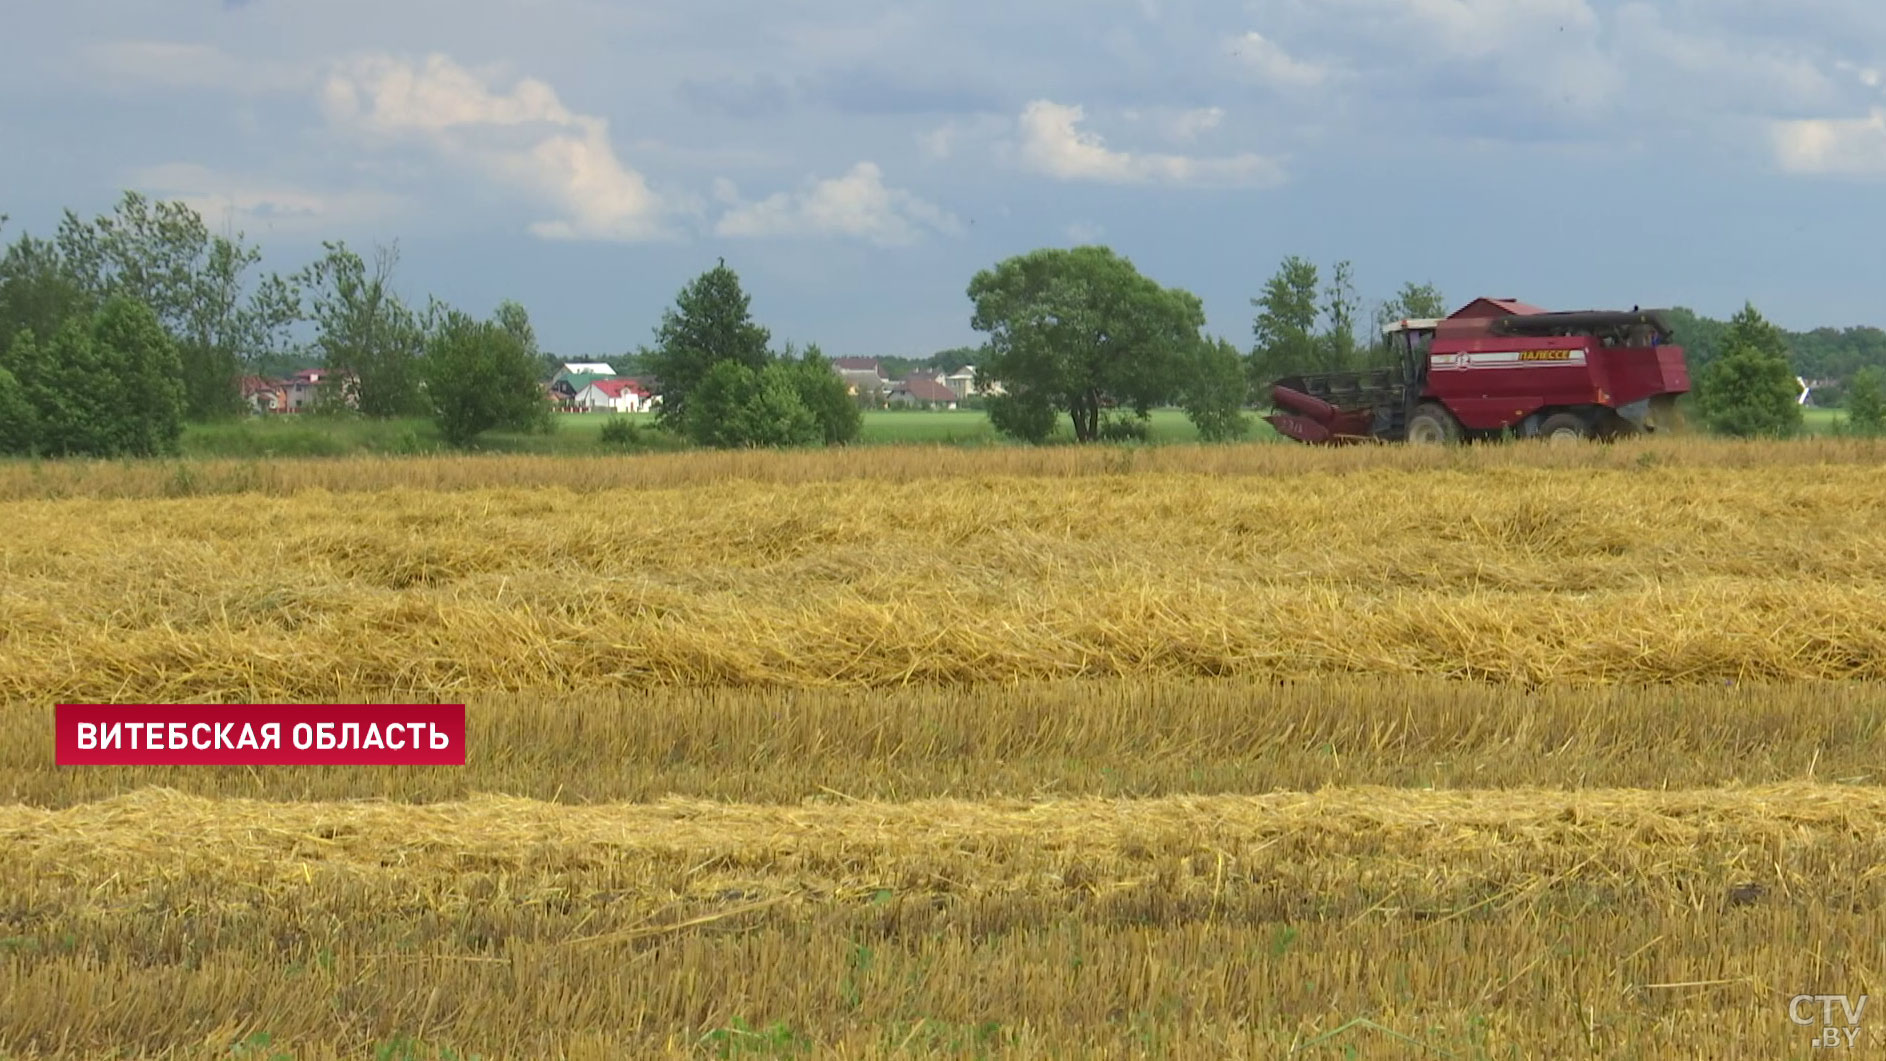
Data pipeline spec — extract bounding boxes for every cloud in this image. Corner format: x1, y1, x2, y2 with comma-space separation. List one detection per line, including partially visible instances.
1611, 3, 1841, 118
918, 114, 1010, 161
1166, 107, 1224, 143
714, 162, 961, 246
320, 53, 679, 242
1228, 33, 1330, 89
1773, 109, 1886, 176
1065, 220, 1105, 244
129, 162, 400, 236
1015, 100, 1284, 188
83, 40, 309, 93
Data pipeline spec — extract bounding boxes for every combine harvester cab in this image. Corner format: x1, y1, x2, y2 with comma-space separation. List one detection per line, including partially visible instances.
1265, 298, 1692, 444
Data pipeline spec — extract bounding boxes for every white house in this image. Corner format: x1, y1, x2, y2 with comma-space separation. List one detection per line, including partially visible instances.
574, 378, 654, 413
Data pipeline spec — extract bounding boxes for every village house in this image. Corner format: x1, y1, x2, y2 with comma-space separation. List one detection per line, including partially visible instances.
573, 377, 655, 413
887, 372, 960, 410
240, 376, 287, 414
829, 357, 889, 400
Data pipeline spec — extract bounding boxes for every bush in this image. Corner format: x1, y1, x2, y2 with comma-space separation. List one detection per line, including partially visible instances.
986, 393, 1059, 444
1846, 366, 1885, 436
683, 361, 820, 448
789, 347, 861, 445
1694, 304, 1802, 439
1097, 414, 1150, 443
598, 416, 639, 447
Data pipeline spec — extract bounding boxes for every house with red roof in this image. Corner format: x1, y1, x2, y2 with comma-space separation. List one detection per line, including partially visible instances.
573, 377, 655, 413
240, 376, 288, 414
888, 372, 960, 409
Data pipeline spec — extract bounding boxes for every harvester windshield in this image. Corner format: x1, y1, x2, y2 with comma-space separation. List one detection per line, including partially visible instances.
1383, 318, 1440, 380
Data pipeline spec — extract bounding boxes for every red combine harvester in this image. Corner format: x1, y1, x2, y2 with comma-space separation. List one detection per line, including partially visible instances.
1264, 297, 1691, 444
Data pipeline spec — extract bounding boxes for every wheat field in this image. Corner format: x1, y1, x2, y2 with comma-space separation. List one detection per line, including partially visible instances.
5, 438, 1886, 1058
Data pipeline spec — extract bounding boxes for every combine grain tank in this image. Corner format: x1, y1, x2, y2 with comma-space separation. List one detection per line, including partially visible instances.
1264, 298, 1691, 444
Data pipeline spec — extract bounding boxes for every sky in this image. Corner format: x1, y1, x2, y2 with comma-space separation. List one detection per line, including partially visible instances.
3, 0, 1885, 360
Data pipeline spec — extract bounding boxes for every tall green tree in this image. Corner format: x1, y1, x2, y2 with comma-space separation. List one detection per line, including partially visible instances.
293, 241, 426, 417
0, 295, 184, 457
1320, 260, 1361, 371
645, 259, 772, 434
1845, 365, 1885, 435
0, 232, 94, 358
0, 365, 35, 455
1695, 302, 1802, 438
422, 303, 552, 447
53, 192, 296, 420
1378, 281, 1448, 324
786, 343, 862, 445
1249, 255, 1321, 391
969, 245, 1207, 444
1179, 337, 1251, 443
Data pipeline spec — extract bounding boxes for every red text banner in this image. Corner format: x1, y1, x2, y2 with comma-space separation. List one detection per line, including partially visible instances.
54, 704, 467, 766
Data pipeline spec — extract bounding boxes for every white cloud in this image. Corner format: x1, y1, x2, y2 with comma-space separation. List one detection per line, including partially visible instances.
129, 162, 400, 235
1015, 100, 1284, 188
1612, 4, 1841, 117
320, 53, 678, 242
1229, 33, 1329, 89
1167, 107, 1224, 143
714, 162, 961, 246
1773, 109, 1886, 176
83, 40, 310, 94
918, 114, 1010, 161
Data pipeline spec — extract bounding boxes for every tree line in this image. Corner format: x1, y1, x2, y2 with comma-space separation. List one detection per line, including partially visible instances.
0, 193, 552, 455
2, 190, 1881, 458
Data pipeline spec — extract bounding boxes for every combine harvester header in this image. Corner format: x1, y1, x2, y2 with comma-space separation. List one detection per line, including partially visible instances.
1265, 297, 1691, 444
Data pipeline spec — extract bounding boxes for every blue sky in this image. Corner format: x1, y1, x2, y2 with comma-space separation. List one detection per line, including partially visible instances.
4, 0, 1885, 359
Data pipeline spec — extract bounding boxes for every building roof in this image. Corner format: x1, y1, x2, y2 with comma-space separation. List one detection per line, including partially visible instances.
583, 378, 651, 399
1450, 297, 1548, 320
558, 372, 615, 391
561, 362, 617, 375
897, 377, 958, 402
831, 357, 883, 374
240, 375, 282, 395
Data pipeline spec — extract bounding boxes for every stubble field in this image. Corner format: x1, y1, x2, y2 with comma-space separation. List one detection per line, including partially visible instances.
4, 436, 1886, 1059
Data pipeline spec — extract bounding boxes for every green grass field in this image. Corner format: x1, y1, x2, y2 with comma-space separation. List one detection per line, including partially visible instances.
180, 408, 1254, 457
178, 404, 1843, 459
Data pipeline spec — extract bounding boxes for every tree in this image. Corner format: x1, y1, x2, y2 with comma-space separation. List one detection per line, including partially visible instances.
93, 295, 186, 456
422, 304, 551, 447
1320, 260, 1361, 371
54, 192, 296, 421
1179, 337, 1251, 443
1378, 281, 1448, 324
1695, 302, 1802, 438
1661, 307, 1730, 374
1249, 255, 1321, 392
0, 365, 35, 455
683, 360, 818, 448
0, 232, 94, 358
969, 246, 1206, 444
1845, 366, 1885, 435
786, 344, 862, 445
294, 241, 426, 417
645, 259, 772, 434
0, 295, 183, 457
